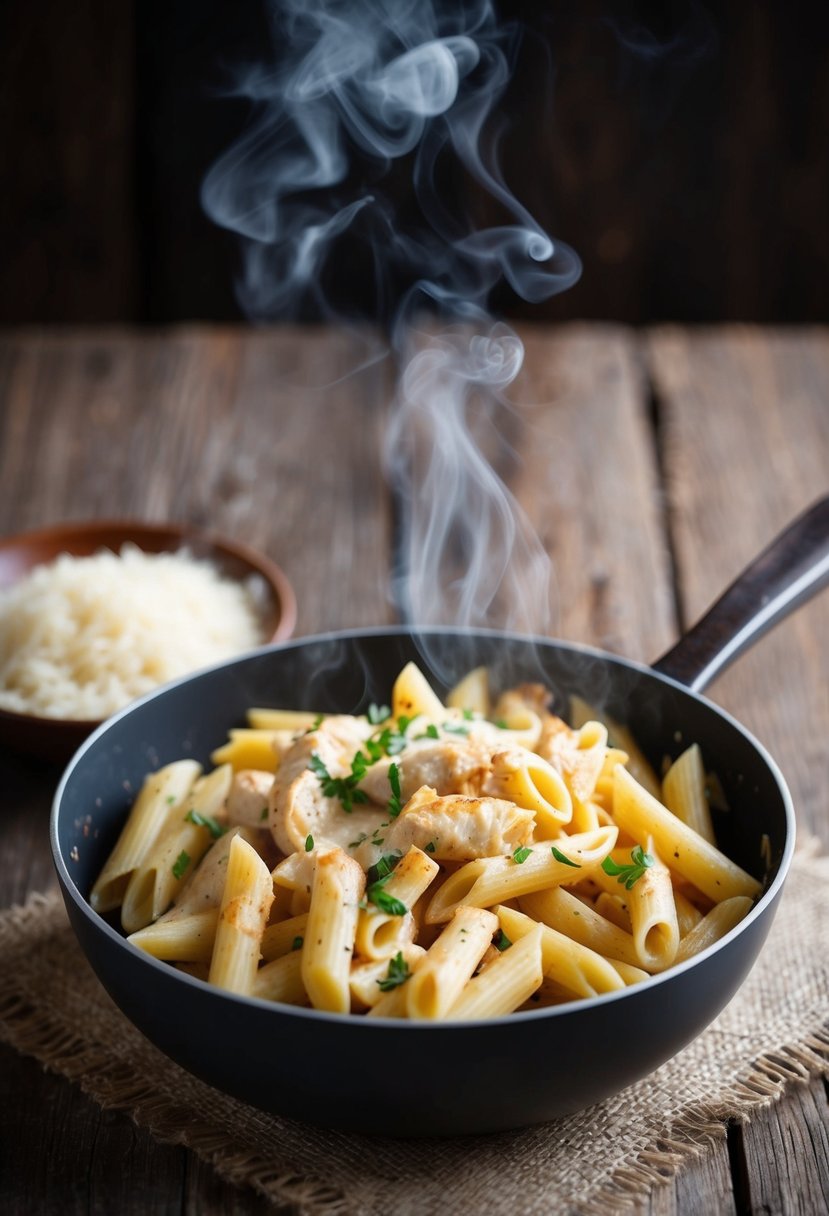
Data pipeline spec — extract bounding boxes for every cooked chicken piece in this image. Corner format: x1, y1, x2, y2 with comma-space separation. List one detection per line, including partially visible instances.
268, 715, 383, 856
357, 736, 492, 805
225, 769, 274, 827
383, 785, 534, 861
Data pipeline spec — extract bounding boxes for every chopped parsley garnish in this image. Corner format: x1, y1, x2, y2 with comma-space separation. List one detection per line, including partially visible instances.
185, 809, 226, 839
493, 929, 512, 952
303, 714, 324, 735
513, 845, 532, 865
387, 762, 402, 819
494, 718, 509, 729
366, 852, 403, 885
309, 751, 369, 814
367, 703, 391, 725
425, 840, 437, 854
422, 723, 440, 740
366, 852, 406, 916
172, 850, 191, 880
349, 831, 369, 848
260, 806, 268, 821
166, 795, 176, 805
551, 845, 581, 868
305, 834, 314, 852
601, 845, 655, 889
373, 715, 413, 757
462, 708, 475, 720
291, 936, 303, 951
369, 888, 407, 916
377, 951, 411, 991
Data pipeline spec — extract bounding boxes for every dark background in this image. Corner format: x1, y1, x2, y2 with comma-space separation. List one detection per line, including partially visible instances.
1, 0, 828, 326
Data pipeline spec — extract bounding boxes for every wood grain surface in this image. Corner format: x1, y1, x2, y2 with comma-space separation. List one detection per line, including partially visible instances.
0, 325, 827, 1214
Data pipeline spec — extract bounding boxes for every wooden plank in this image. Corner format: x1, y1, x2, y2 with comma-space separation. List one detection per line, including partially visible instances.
739, 1078, 829, 1215
646, 325, 829, 1215
510, 323, 676, 659
646, 325, 829, 841
0, 326, 393, 1216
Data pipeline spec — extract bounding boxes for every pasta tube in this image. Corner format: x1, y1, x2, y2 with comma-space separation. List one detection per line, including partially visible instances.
662, 744, 716, 844
406, 906, 499, 1019
446, 923, 544, 1019
120, 764, 232, 933
251, 950, 309, 1006
301, 847, 365, 1014
425, 828, 618, 923
496, 906, 626, 998
127, 909, 218, 961
90, 759, 201, 913
355, 846, 438, 961
485, 749, 573, 835
208, 835, 274, 995
612, 767, 762, 902
674, 896, 754, 964
520, 887, 643, 970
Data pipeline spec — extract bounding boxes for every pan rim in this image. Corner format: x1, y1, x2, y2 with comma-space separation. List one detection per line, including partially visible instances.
51, 624, 797, 1030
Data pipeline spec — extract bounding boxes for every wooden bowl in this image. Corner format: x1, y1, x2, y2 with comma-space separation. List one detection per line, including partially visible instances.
0, 520, 297, 763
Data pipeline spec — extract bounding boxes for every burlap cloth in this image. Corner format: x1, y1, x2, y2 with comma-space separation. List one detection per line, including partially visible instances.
2, 848, 828, 1216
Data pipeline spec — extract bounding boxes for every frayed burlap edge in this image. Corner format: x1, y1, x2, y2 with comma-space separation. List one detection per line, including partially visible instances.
2, 846, 828, 1216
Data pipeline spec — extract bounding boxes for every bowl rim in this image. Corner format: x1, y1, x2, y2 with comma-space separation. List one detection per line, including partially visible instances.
0, 517, 298, 730
50, 624, 797, 1029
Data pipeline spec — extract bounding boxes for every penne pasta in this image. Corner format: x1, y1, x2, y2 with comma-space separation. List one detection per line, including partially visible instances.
612, 767, 762, 903
251, 950, 309, 1006
355, 846, 438, 961
120, 764, 232, 933
128, 909, 219, 961
406, 906, 498, 1019
674, 896, 754, 964
425, 828, 618, 923
662, 744, 716, 845
208, 835, 274, 995
90, 759, 202, 914
301, 847, 365, 1014
496, 905, 626, 998
446, 923, 544, 1019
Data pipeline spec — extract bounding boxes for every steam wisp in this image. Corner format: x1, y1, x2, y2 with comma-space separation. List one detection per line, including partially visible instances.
203, 0, 580, 654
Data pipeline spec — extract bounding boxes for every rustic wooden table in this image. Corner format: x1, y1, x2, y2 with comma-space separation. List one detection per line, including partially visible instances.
0, 325, 827, 1214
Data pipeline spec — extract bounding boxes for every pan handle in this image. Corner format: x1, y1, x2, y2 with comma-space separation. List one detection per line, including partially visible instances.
652, 496, 829, 694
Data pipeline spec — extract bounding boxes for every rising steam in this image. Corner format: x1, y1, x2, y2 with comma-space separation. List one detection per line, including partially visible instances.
203, 0, 580, 650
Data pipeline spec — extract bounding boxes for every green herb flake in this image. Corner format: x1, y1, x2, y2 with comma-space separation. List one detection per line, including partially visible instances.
377, 951, 411, 992
494, 718, 509, 730
309, 750, 369, 814
291, 936, 303, 951
368, 887, 407, 916
172, 850, 191, 880
367, 703, 391, 725
349, 832, 369, 849
387, 762, 402, 819
185, 809, 226, 839
493, 929, 512, 952
366, 852, 403, 886
166, 795, 176, 805
513, 845, 532, 865
425, 840, 437, 854
305, 834, 314, 852
303, 714, 324, 735
601, 845, 655, 890
551, 845, 581, 868
260, 806, 268, 821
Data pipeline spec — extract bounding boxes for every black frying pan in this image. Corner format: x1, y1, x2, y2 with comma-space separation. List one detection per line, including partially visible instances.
51, 498, 829, 1137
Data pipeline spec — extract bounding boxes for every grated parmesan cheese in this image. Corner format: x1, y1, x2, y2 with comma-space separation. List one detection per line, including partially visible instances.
0, 544, 264, 719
